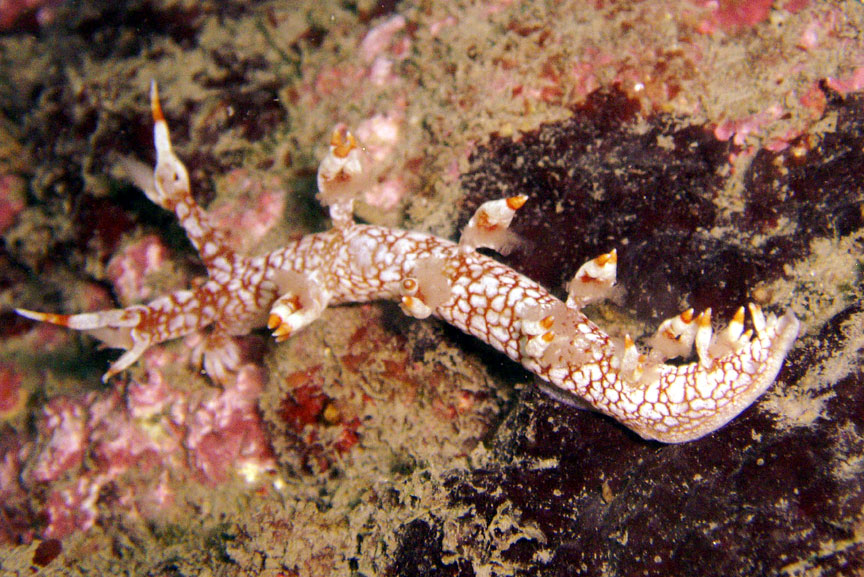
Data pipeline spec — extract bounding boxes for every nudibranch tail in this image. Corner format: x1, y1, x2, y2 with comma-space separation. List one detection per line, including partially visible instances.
592, 305, 800, 443
14, 85, 800, 442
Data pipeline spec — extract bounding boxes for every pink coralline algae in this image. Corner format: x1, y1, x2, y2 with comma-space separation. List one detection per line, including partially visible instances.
184, 365, 275, 484
826, 67, 864, 96
0, 174, 25, 235
359, 15, 408, 63
0, 427, 34, 544
0, 0, 60, 31
29, 397, 87, 483
796, 8, 842, 50
15, 357, 274, 538
714, 105, 784, 147
42, 477, 101, 539
693, 0, 780, 34
305, 15, 409, 105
356, 112, 403, 165
360, 15, 410, 87
0, 363, 24, 418
356, 110, 408, 210
208, 169, 287, 252
106, 234, 171, 305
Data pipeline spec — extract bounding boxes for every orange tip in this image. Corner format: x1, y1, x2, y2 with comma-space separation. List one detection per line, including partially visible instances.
506, 195, 528, 210
331, 129, 357, 158
150, 81, 165, 123
596, 249, 617, 266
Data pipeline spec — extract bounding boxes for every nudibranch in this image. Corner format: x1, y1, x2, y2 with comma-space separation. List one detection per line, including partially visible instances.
16, 83, 800, 443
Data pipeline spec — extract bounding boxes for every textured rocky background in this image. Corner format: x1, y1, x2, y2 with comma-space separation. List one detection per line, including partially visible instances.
0, 1, 863, 575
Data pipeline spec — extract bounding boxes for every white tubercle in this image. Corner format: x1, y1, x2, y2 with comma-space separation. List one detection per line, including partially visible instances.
648, 308, 696, 361
317, 127, 366, 227
566, 250, 617, 309
460, 195, 527, 253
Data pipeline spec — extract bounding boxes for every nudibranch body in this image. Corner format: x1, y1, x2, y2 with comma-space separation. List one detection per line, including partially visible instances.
17, 84, 800, 443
